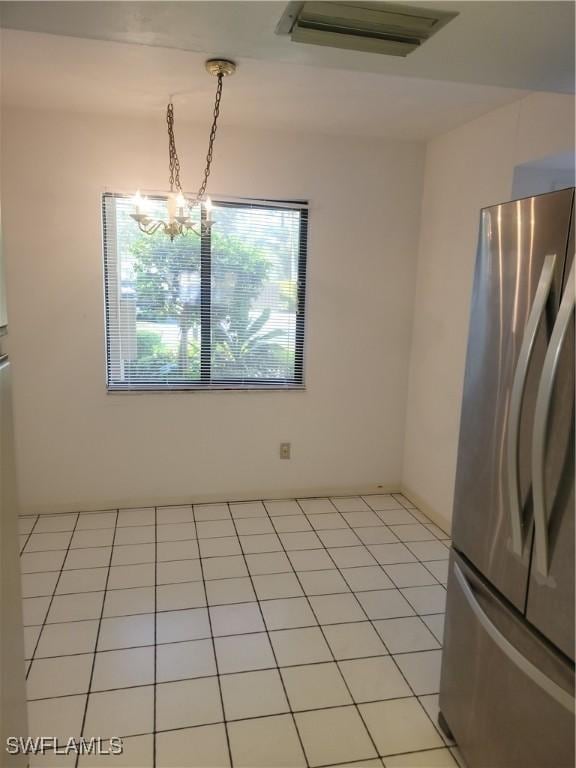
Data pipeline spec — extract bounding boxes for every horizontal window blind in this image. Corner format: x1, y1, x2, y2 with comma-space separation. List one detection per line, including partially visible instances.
102, 193, 308, 390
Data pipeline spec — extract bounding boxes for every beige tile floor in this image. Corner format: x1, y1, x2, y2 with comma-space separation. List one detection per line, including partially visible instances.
19, 493, 462, 768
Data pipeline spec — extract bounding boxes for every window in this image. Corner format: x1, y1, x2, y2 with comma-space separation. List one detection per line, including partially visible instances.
103, 194, 307, 390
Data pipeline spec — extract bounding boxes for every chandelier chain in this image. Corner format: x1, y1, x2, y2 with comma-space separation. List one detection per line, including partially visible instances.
166, 102, 182, 193
195, 72, 224, 203
132, 60, 234, 240
166, 72, 224, 203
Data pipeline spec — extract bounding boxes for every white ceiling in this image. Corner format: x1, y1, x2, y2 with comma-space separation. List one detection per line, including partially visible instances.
0, 1, 574, 93
1, 29, 528, 140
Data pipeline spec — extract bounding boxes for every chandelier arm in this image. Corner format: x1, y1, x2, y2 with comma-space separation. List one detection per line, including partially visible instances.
138, 220, 152, 235
143, 220, 164, 236
184, 221, 201, 237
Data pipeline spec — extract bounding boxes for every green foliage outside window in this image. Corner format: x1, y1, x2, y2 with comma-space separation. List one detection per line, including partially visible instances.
126, 227, 289, 380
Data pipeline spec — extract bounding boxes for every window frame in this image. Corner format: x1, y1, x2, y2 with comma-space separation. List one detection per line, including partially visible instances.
102, 192, 308, 392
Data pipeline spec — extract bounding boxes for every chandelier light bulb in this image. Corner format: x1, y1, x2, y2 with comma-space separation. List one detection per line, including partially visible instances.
205, 196, 213, 221
132, 190, 144, 215
167, 193, 178, 221
176, 192, 186, 216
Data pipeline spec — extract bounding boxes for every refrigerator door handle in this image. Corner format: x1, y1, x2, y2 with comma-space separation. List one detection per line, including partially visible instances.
454, 562, 574, 713
507, 252, 557, 556
532, 259, 575, 578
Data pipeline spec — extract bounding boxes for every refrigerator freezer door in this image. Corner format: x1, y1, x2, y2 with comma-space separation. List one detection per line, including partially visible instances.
526, 244, 575, 660
0, 358, 28, 761
452, 189, 574, 610
440, 551, 575, 768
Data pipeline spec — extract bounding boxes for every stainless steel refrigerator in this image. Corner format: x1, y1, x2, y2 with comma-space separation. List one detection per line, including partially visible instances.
439, 188, 575, 768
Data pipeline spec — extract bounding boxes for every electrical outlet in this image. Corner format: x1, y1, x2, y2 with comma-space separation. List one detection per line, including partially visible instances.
280, 442, 291, 459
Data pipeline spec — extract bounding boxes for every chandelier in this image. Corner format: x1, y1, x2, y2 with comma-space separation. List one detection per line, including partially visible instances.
130, 58, 236, 240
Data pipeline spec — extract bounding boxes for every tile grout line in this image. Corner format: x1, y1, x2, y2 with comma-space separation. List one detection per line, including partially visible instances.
24, 631, 442, 665
323, 740, 455, 768
390, 493, 452, 542
22, 495, 450, 764
225, 502, 311, 768
29, 546, 370, 570
341, 500, 447, 595
21, 505, 446, 628
420, 559, 449, 587
23, 708, 455, 745
25, 512, 82, 681
22, 513, 450, 552
20, 503, 448, 589
277, 499, 385, 764
16, 493, 408, 521
191, 505, 235, 768
22, 604, 447, 635
21, 515, 447, 619
327, 497, 450, 751
75, 508, 120, 767
23, 574, 400, 601
24, 649, 441, 699
19, 514, 39, 555
20, 542, 449, 574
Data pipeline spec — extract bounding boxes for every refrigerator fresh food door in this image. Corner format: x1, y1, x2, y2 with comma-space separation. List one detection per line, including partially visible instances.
0, 357, 28, 762
440, 551, 575, 768
526, 242, 575, 661
452, 189, 574, 610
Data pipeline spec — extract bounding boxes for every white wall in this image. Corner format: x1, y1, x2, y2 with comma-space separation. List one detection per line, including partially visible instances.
402, 92, 575, 528
1, 107, 425, 514
511, 151, 575, 199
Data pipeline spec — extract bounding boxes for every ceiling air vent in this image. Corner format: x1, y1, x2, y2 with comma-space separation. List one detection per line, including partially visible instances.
276, 1, 458, 57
